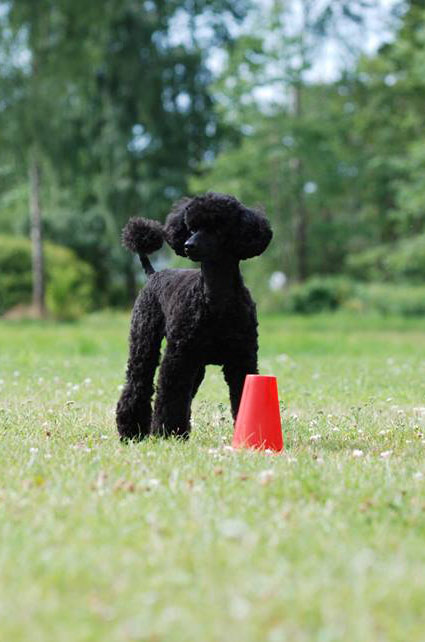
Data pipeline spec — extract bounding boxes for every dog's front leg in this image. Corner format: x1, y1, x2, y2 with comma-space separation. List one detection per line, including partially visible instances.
151, 345, 201, 439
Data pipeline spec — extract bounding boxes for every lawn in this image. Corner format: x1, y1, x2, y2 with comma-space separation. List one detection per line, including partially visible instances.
1, 312, 425, 641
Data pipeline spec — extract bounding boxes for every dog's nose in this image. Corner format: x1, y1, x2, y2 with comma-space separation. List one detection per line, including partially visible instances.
184, 238, 196, 252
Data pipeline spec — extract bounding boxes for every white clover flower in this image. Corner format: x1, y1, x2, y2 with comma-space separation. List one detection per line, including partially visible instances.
352, 449, 364, 458
258, 469, 274, 484
277, 353, 289, 363
310, 434, 321, 442
230, 596, 251, 620
219, 519, 247, 539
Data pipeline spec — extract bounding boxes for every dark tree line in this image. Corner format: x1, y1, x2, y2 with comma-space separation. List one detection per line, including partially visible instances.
0, 0, 250, 312
1, 0, 425, 311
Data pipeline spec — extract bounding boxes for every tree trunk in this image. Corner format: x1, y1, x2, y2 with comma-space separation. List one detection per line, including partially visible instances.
293, 82, 308, 282
29, 152, 46, 317
294, 176, 308, 281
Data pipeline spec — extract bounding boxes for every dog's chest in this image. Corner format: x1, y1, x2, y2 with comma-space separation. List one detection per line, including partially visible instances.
199, 309, 256, 364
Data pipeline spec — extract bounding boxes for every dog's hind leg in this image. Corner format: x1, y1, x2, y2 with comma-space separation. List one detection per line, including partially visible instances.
116, 290, 164, 441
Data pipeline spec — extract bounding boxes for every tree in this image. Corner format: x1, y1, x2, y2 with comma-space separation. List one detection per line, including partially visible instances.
0, 2, 48, 315
351, 1, 425, 243
0, 0, 105, 314
194, 0, 378, 282
0, 0, 252, 307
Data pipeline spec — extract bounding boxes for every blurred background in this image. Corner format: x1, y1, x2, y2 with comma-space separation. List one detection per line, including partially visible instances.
1, 0, 425, 320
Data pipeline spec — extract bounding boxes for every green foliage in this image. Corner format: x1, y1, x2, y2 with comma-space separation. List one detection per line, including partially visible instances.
2, 0, 425, 311
347, 234, 425, 283
193, 1, 425, 294
353, 282, 425, 316
350, 3, 425, 240
346, 245, 392, 282
0, 0, 250, 306
283, 276, 355, 314
0, 236, 95, 319
280, 275, 425, 317
193, 1, 375, 283
44, 244, 96, 320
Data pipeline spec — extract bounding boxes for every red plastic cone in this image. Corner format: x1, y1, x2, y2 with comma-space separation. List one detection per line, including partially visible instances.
232, 375, 283, 452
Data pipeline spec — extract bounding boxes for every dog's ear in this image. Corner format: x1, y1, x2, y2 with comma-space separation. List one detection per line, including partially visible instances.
163, 198, 191, 256
234, 207, 273, 260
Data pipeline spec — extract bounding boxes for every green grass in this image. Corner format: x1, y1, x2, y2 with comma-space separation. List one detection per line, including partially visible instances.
1, 312, 425, 641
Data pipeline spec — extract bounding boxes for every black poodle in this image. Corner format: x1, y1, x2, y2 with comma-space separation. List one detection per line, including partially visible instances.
116, 192, 272, 440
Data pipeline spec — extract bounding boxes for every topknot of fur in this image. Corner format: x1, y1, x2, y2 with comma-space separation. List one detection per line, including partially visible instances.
184, 193, 241, 229
122, 218, 164, 255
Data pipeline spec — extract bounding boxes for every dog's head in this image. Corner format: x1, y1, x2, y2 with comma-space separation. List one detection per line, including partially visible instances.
164, 193, 272, 262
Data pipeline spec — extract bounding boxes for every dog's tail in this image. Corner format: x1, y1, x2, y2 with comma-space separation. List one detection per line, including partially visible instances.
122, 218, 164, 276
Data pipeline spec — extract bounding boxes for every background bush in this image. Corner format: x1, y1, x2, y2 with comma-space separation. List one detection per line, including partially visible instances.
279, 275, 425, 317
352, 283, 425, 317
282, 277, 355, 314
0, 236, 95, 319
347, 235, 425, 284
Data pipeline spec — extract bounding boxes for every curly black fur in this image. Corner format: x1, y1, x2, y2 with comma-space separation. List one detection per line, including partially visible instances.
122, 217, 164, 255
116, 192, 272, 440
163, 197, 192, 256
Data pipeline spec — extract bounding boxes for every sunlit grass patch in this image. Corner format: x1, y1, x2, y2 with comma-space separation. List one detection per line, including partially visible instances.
1, 312, 425, 641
